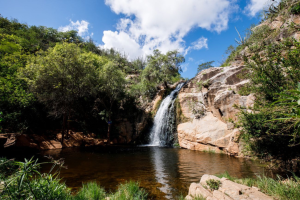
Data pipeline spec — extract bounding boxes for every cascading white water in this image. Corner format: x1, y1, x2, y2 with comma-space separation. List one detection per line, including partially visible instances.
149, 82, 185, 146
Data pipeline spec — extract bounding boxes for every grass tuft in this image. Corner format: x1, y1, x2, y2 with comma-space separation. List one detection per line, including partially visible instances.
72, 182, 106, 200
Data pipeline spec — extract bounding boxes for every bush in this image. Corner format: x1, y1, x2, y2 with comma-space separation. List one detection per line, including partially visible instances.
206, 179, 221, 190
2, 174, 70, 200
237, 39, 300, 169
72, 181, 147, 200
72, 182, 106, 200
291, 3, 300, 14
108, 181, 148, 200
0, 157, 18, 179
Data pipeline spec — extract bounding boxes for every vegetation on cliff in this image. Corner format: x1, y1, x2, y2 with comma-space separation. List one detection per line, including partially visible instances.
221, 0, 300, 170
0, 15, 184, 142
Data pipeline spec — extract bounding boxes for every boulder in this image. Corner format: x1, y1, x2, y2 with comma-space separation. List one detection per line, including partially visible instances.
186, 175, 273, 200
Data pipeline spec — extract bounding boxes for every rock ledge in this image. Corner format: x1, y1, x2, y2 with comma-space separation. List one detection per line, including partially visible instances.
186, 174, 272, 200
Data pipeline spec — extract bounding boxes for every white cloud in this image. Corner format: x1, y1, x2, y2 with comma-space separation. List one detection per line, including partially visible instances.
101, 31, 142, 59
188, 57, 194, 62
192, 37, 208, 50
102, 0, 237, 60
59, 20, 92, 39
245, 0, 279, 17
184, 37, 208, 55
181, 63, 189, 73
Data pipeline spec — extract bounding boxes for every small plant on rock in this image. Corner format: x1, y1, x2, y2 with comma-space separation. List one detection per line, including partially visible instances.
206, 179, 221, 190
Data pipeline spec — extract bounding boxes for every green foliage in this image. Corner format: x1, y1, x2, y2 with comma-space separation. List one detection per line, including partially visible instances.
72, 182, 106, 200
197, 61, 214, 74
206, 179, 221, 190
1, 157, 70, 200
235, 27, 248, 45
0, 15, 184, 142
108, 181, 148, 200
134, 49, 184, 100
72, 181, 147, 200
290, 2, 300, 14
0, 158, 18, 179
271, 82, 300, 140
237, 39, 300, 169
20, 43, 105, 117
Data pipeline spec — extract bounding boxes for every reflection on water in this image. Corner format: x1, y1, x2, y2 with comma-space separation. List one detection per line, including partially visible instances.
152, 148, 173, 199
1, 146, 267, 199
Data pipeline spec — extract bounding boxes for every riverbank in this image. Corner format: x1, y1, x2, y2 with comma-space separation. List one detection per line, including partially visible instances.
1, 131, 110, 150
186, 173, 300, 200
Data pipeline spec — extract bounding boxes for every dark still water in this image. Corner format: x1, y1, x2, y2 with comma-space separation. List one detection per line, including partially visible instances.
2, 146, 268, 199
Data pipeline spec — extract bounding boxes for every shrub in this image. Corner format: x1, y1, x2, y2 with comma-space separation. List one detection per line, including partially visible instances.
206, 179, 221, 190
291, 3, 300, 14
0, 158, 18, 179
108, 181, 148, 200
72, 182, 106, 200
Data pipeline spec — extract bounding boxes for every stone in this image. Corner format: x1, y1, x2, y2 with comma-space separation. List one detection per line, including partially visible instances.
213, 190, 234, 200
188, 183, 212, 198
15, 134, 38, 149
187, 175, 273, 200
185, 195, 193, 200
39, 140, 62, 150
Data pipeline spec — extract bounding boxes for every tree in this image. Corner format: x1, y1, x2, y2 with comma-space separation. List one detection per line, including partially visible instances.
142, 49, 184, 87
197, 61, 214, 74
96, 61, 126, 141
20, 43, 107, 143
142, 49, 185, 87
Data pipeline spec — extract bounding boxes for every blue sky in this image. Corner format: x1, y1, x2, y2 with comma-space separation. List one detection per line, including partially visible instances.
0, 0, 278, 78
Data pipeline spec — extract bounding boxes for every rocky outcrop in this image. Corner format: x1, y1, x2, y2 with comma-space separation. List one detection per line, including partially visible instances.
178, 65, 254, 156
4, 131, 107, 150
186, 174, 272, 200
177, 5, 300, 156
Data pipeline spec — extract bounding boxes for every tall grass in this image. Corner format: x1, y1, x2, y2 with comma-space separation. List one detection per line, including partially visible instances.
216, 172, 300, 200
72, 182, 106, 200
72, 181, 147, 200
108, 181, 148, 200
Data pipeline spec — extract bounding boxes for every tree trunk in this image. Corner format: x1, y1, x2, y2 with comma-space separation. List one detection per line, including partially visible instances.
66, 114, 70, 139
61, 114, 67, 145
164, 81, 168, 89
107, 115, 111, 142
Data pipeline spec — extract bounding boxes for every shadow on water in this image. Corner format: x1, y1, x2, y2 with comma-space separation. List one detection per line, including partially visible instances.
1, 146, 269, 199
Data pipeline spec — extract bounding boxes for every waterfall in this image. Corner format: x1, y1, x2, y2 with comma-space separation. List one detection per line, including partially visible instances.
149, 82, 185, 146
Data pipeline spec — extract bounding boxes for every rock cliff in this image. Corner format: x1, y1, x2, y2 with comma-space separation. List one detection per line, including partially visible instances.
177, 65, 253, 156
178, 3, 300, 156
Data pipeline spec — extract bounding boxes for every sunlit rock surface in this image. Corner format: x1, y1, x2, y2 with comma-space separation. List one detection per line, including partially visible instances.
186, 174, 272, 200
178, 65, 253, 156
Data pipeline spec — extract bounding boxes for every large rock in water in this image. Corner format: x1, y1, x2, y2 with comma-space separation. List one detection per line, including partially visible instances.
178, 65, 254, 156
